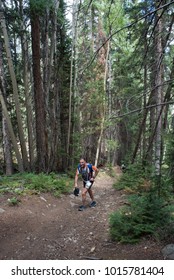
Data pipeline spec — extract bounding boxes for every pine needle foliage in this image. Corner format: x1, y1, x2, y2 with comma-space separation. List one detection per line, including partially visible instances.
113, 163, 152, 193
109, 193, 174, 243
111, 162, 174, 243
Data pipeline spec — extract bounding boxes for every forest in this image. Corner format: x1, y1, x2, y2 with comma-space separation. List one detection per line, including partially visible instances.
0, 0, 174, 177
0, 0, 174, 248
0, 0, 173, 175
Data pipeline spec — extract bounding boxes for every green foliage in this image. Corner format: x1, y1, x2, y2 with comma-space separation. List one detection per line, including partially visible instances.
111, 161, 174, 243
30, 0, 54, 14
105, 164, 118, 178
164, 130, 174, 192
0, 173, 73, 197
109, 194, 174, 243
113, 163, 152, 193
7, 196, 20, 206
106, 139, 119, 152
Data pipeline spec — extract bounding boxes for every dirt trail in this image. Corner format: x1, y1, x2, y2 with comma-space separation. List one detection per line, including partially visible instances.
0, 168, 163, 260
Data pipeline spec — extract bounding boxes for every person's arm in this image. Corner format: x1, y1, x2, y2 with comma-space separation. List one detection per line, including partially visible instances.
91, 166, 99, 180
74, 170, 79, 187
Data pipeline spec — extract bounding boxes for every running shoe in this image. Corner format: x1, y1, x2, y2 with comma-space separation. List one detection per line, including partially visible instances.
90, 201, 96, 207
78, 205, 85, 211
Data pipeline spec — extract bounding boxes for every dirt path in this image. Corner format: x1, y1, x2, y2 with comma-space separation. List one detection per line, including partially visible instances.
0, 168, 163, 260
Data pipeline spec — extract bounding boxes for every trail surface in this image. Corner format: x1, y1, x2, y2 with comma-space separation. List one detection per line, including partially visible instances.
0, 167, 163, 260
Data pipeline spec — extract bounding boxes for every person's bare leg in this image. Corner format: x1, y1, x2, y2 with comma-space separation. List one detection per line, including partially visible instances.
82, 188, 88, 206
88, 188, 94, 201
88, 188, 96, 207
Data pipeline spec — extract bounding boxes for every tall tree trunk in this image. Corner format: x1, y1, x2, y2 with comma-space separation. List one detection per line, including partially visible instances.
67, 0, 79, 167
41, 1, 60, 171
0, 40, 13, 175
0, 1, 29, 171
0, 89, 24, 172
30, 7, 48, 172
95, 39, 110, 167
19, 0, 35, 171
0, 38, 23, 173
45, 0, 59, 99
154, 3, 163, 181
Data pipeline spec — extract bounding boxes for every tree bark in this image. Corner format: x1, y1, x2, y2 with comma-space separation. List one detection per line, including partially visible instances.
0, 41, 13, 175
154, 3, 163, 178
0, 89, 24, 172
0, 2, 29, 171
30, 6, 48, 172
19, 0, 35, 171
0, 34, 23, 173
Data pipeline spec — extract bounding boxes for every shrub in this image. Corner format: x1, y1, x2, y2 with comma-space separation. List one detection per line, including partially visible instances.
109, 193, 174, 243
0, 172, 73, 197
113, 163, 152, 193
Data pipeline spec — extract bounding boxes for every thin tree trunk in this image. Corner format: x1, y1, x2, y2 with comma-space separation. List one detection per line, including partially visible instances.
67, 0, 79, 166
107, 49, 112, 165
19, 0, 34, 171
95, 39, 110, 167
0, 89, 24, 172
0, 40, 13, 175
95, 116, 105, 167
144, 57, 174, 162
0, 37, 23, 173
0, 2, 29, 171
131, 91, 153, 164
2, 115, 13, 175
46, 0, 59, 99
154, 4, 163, 179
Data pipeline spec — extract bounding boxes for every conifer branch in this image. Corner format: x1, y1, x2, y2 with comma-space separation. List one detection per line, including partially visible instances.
80, 1, 174, 75
109, 101, 174, 120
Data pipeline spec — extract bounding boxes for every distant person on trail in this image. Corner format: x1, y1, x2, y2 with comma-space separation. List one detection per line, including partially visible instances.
121, 163, 126, 173
74, 158, 99, 211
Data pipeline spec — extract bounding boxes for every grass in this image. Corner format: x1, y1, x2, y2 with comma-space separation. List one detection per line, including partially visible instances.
0, 172, 74, 197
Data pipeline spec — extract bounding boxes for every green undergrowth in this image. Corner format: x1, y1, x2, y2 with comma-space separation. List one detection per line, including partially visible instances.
110, 164, 174, 243
0, 172, 73, 198
109, 193, 174, 243
113, 163, 152, 194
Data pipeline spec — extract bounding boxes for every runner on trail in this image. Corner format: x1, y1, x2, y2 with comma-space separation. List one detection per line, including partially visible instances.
74, 158, 99, 211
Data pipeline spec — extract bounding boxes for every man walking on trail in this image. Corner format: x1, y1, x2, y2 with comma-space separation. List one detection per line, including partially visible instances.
74, 158, 99, 211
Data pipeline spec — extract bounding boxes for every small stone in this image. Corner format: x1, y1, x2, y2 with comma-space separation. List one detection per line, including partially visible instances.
90, 246, 95, 252
162, 244, 174, 259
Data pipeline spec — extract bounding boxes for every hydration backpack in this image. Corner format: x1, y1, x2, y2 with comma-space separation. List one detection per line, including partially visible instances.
77, 163, 93, 181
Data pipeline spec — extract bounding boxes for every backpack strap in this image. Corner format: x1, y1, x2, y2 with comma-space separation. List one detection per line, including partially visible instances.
77, 163, 93, 181
87, 163, 93, 179
77, 163, 81, 173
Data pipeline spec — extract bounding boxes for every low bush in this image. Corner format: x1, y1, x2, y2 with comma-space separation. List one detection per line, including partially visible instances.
109, 193, 174, 243
113, 163, 152, 193
0, 172, 73, 197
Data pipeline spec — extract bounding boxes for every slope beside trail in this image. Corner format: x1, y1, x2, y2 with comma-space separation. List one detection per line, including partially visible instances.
0, 167, 163, 260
